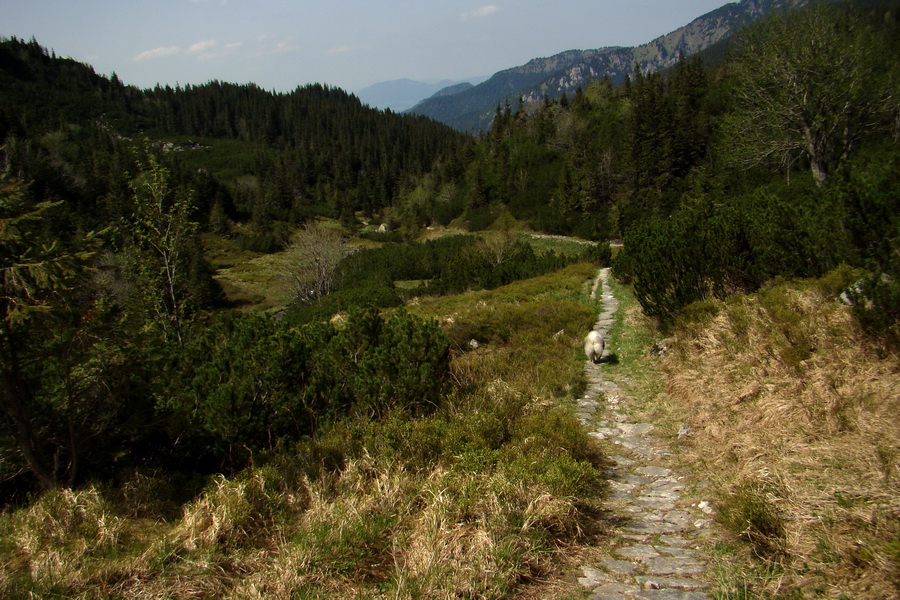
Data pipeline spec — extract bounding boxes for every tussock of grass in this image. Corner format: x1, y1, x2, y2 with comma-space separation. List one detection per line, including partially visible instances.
662, 274, 900, 598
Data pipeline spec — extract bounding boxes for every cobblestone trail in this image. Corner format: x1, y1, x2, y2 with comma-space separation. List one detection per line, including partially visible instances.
576, 268, 714, 600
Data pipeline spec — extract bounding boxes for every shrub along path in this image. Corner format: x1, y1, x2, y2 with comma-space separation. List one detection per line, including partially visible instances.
575, 268, 714, 600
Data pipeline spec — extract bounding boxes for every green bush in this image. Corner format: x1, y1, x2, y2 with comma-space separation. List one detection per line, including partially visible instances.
620, 178, 853, 325
464, 204, 502, 232
828, 148, 900, 346
580, 242, 612, 266
160, 313, 316, 464
846, 269, 900, 348
429, 239, 573, 295
160, 309, 450, 471
326, 308, 450, 418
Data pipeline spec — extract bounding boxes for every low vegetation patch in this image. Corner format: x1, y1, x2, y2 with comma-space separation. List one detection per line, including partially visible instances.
0, 264, 607, 599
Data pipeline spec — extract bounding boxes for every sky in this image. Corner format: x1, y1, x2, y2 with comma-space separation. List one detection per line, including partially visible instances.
2, 0, 732, 94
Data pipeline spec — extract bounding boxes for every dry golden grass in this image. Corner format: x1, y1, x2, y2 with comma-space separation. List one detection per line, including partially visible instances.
662, 280, 900, 598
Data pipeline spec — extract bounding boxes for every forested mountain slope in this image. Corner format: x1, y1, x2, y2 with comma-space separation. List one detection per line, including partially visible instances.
0, 36, 469, 221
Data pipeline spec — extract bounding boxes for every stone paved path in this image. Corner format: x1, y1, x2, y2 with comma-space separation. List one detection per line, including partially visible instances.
575, 268, 714, 600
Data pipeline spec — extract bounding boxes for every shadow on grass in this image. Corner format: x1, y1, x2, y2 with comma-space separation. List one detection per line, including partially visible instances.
601, 353, 619, 365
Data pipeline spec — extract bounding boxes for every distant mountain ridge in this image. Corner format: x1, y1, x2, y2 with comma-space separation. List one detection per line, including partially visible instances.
356, 77, 484, 112
407, 0, 807, 132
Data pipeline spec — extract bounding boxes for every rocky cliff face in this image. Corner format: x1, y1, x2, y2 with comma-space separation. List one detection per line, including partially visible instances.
408, 0, 807, 132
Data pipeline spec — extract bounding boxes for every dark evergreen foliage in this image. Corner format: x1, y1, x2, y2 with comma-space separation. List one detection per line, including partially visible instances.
162, 309, 449, 472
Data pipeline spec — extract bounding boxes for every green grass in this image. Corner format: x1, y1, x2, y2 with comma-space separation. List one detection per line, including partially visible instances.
523, 232, 597, 257
201, 232, 263, 269
601, 274, 682, 434
202, 231, 290, 308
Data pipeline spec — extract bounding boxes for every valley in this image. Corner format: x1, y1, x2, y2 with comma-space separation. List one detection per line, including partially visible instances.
1, 1, 898, 598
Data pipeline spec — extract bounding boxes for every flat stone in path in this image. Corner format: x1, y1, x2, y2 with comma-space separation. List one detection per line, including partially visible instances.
592, 427, 623, 439
616, 435, 654, 453
624, 520, 686, 536
657, 546, 699, 558
578, 565, 613, 589
610, 455, 638, 467
636, 496, 676, 510
634, 590, 710, 600
616, 544, 661, 561
658, 535, 694, 547
645, 557, 706, 576
649, 479, 685, 494
618, 423, 655, 436
660, 510, 695, 529
601, 557, 638, 575
635, 575, 708, 590
610, 480, 640, 493
591, 582, 643, 600
636, 466, 672, 478
618, 473, 653, 486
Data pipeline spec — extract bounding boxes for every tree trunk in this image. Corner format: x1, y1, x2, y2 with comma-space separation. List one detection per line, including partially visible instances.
0, 343, 57, 490
810, 155, 829, 186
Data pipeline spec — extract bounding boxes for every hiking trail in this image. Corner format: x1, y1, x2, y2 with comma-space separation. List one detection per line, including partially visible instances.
574, 267, 715, 600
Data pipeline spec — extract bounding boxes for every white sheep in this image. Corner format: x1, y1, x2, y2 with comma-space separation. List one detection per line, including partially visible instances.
584, 330, 605, 364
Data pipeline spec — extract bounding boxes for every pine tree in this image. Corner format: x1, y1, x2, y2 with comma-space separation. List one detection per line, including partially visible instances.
0, 160, 103, 489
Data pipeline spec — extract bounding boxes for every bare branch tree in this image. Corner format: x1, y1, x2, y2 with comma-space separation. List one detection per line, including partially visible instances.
481, 230, 521, 267
281, 224, 352, 303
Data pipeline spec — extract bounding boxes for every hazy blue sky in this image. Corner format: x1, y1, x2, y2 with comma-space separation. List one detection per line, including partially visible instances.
2, 1, 731, 93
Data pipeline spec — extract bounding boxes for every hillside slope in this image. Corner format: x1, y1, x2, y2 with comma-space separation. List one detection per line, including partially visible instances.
0, 36, 469, 220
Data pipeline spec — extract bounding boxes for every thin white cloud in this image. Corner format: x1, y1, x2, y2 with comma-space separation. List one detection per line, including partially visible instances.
326, 45, 355, 55
274, 40, 296, 53
250, 37, 297, 57
186, 39, 243, 61
188, 39, 216, 54
460, 5, 500, 21
133, 46, 180, 61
